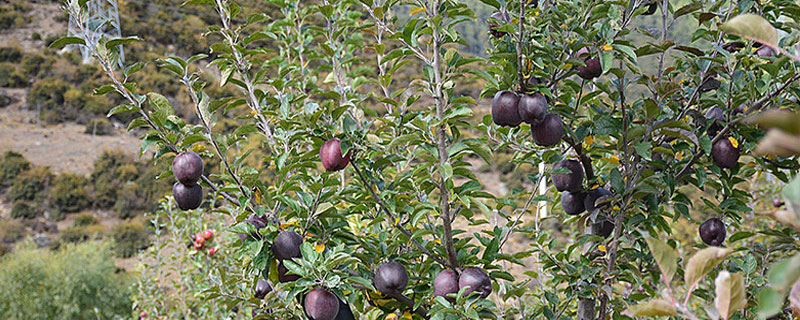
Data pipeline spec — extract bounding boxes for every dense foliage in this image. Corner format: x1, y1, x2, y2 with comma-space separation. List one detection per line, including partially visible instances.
58, 0, 800, 319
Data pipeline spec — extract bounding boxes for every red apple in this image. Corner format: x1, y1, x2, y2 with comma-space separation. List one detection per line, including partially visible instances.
208, 247, 217, 256
320, 139, 351, 171
203, 229, 214, 241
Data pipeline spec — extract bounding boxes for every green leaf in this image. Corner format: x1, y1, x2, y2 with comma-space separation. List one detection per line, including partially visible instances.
674, 3, 702, 18
106, 36, 141, 49
720, 14, 778, 46
49, 37, 85, 48
685, 247, 732, 293
715, 271, 746, 320
758, 288, 783, 318
645, 238, 678, 283
623, 299, 677, 316
784, 176, 800, 215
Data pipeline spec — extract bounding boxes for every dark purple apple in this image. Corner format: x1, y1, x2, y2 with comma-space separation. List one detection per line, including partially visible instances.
699, 77, 721, 92
272, 230, 303, 260
699, 218, 726, 246
705, 107, 725, 136
552, 159, 584, 192
518, 93, 548, 124
723, 42, 745, 53
576, 47, 602, 80
593, 219, 614, 238
173, 182, 203, 210
584, 187, 612, 212
254, 279, 272, 299
756, 46, 775, 57
373, 261, 408, 295
458, 267, 492, 299
488, 12, 510, 38
172, 152, 204, 185
712, 138, 740, 169
320, 139, 350, 171
531, 113, 563, 146
277, 261, 301, 283
491, 90, 522, 127
334, 298, 355, 320
238, 214, 267, 242
561, 191, 586, 215
433, 269, 459, 301
304, 288, 339, 320
643, 1, 657, 15
774, 198, 784, 208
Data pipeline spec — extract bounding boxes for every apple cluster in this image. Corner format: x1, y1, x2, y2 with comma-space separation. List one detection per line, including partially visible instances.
172, 152, 204, 210
191, 229, 217, 256
432, 267, 492, 301
491, 90, 565, 147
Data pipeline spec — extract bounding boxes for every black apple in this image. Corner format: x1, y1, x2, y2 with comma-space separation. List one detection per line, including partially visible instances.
576, 47, 602, 80
488, 12, 510, 38
712, 138, 740, 169
518, 93, 548, 124
254, 279, 272, 299
584, 187, 612, 212
531, 113, 563, 146
304, 288, 339, 320
699, 218, 726, 246
172, 151, 204, 185
553, 159, 584, 192
593, 219, 614, 238
756, 46, 775, 57
373, 261, 409, 295
458, 267, 492, 299
433, 269, 459, 301
491, 90, 522, 127
561, 191, 586, 215
643, 1, 657, 15
704, 107, 724, 136
173, 182, 203, 210
277, 260, 301, 283
320, 139, 350, 171
272, 230, 303, 260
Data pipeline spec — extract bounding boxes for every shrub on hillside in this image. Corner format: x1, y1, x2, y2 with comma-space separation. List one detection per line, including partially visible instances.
0, 63, 24, 87
20, 53, 53, 79
50, 173, 89, 214
84, 117, 114, 136
28, 77, 73, 123
0, 241, 132, 319
10, 201, 39, 219
0, 9, 29, 29
0, 151, 30, 188
59, 224, 106, 243
0, 219, 25, 243
0, 47, 22, 62
111, 218, 150, 258
9, 166, 53, 202
91, 150, 137, 208
73, 212, 98, 227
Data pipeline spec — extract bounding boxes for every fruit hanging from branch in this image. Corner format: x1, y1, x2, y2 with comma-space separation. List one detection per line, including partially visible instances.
518, 93, 548, 125
712, 138, 740, 169
553, 159, 585, 192
458, 267, 492, 299
254, 279, 272, 299
488, 11, 510, 38
699, 218, 726, 246
562, 191, 587, 215
433, 269, 459, 301
531, 113, 564, 146
320, 139, 350, 172
173, 182, 203, 210
373, 261, 409, 295
172, 152, 204, 185
272, 230, 303, 261
304, 288, 340, 320
491, 90, 522, 127
575, 47, 602, 80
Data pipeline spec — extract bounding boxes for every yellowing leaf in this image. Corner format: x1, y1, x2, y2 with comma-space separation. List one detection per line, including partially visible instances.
409, 7, 425, 16
685, 247, 733, 294
602, 44, 613, 51
720, 14, 778, 46
623, 299, 677, 316
190, 144, 206, 152
403, 311, 412, 319
728, 137, 739, 148
601, 155, 620, 165
715, 271, 747, 320
584, 136, 595, 148
598, 245, 607, 252
645, 238, 678, 283
314, 243, 325, 253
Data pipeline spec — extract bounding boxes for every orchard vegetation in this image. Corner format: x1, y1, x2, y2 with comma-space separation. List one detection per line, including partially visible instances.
50, 0, 800, 319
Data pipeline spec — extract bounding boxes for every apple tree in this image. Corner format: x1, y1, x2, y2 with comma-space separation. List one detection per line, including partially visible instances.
56, 0, 800, 318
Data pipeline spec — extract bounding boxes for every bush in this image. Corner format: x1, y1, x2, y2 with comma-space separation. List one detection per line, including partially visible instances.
9, 166, 53, 202
50, 173, 89, 214
91, 150, 137, 208
0, 10, 29, 30
0, 151, 30, 188
0, 240, 133, 319
27, 77, 73, 123
84, 117, 114, 136
0, 219, 25, 243
0, 47, 22, 62
59, 224, 105, 243
10, 201, 39, 219
0, 63, 24, 87
111, 218, 150, 258
20, 53, 53, 79
73, 212, 97, 227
